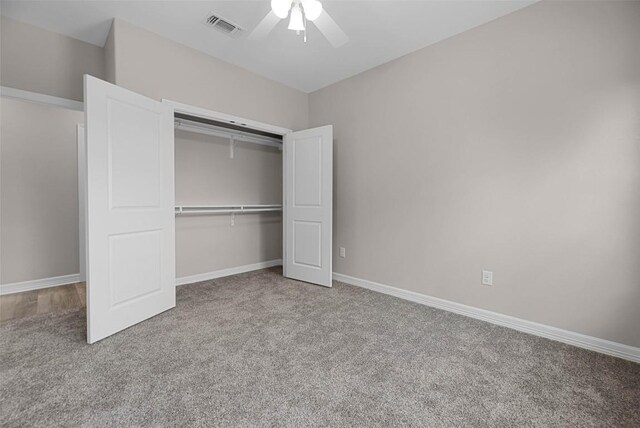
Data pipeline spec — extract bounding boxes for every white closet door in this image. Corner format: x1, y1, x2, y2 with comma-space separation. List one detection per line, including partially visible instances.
85, 75, 175, 344
284, 125, 333, 287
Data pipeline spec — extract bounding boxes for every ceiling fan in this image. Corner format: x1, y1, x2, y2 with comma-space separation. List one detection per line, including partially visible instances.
248, 0, 349, 47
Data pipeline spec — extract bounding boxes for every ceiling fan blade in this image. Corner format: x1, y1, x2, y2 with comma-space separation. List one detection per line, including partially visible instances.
248, 11, 281, 40
313, 10, 349, 48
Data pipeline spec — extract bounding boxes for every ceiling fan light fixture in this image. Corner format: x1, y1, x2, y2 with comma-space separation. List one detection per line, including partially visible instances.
288, 4, 305, 31
301, 0, 322, 21
271, 0, 292, 19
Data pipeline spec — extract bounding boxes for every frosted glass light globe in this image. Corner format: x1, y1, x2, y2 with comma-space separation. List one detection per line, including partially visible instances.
271, 0, 293, 19
301, 0, 322, 21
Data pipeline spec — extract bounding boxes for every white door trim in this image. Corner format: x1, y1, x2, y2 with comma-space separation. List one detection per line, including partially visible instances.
161, 99, 292, 136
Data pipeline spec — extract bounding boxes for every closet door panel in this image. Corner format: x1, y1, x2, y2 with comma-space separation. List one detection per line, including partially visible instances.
85, 75, 175, 344
107, 98, 162, 208
284, 126, 333, 287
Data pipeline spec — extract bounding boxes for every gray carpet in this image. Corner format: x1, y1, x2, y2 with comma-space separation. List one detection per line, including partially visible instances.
1, 268, 638, 427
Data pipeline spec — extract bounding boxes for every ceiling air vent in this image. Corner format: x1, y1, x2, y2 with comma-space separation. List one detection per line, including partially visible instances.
202, 12, 244, 38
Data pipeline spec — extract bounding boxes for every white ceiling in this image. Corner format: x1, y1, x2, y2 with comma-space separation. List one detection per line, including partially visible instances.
0, 1, 535, 93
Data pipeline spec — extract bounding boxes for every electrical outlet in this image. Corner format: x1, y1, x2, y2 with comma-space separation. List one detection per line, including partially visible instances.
482, 270, 493, 286
339, 247, 346, 258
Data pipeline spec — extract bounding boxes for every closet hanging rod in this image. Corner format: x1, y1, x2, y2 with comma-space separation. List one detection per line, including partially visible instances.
175, 205, 282, 215
174, 119, 283, 150
177, 204, 282, 209
175, 208, 281, 216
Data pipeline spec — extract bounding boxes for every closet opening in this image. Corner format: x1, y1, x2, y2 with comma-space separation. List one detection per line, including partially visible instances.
172, 107, 285, 286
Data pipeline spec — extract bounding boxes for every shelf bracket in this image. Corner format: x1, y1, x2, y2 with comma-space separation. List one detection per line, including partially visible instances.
229, 136, 235, 159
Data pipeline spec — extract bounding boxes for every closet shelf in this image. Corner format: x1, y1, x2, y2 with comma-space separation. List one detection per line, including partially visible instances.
175, 205, 282, 216
175, 119, 283, 150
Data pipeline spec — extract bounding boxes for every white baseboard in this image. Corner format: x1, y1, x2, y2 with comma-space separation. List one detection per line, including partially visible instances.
0, 274, 81, 295
176, 259, 282, 286
0, 261, 282, 295
4, 267, 635, 362
333, 272, 640, 363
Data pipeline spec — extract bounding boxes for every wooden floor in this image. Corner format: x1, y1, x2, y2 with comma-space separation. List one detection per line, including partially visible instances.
0, 283, 86, 324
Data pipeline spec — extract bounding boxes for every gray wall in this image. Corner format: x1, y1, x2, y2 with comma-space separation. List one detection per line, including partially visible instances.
0, 15, 105, 101
309, 0, 640, 347
0, 98, 82, 283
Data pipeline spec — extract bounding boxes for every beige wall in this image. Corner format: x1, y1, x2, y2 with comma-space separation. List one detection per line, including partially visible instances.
107, 19, 307, 277
1, 18, 303, 284
103, 21, 116, 84
309, 1, 640, 347
0, 18, 97, 284
110, 19, 308, 131
175, 131, 283, 277
0, 98, 82, 283
0, 15, 104, 101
